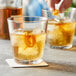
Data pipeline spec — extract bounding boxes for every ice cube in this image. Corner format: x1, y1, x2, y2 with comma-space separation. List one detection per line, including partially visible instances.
11, 33, 26, 47
47, 24, 59, 31
18, 45, 38, 56
32, 28, 42, 34
13, 29, 25, 35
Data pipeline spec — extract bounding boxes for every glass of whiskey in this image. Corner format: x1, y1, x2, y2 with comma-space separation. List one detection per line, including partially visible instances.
43, 10, 76, 49
8, 16, 47, 64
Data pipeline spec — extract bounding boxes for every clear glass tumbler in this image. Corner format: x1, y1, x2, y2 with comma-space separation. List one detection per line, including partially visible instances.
43, 9, 76, 49
8, 16, 47, 64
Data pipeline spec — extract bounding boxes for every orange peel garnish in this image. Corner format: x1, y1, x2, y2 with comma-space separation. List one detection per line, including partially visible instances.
25, 34, 36, 47
53, 9, 60, 16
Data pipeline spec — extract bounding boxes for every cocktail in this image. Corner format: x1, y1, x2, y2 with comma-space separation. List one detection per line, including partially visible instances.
43, 9, 76, 49
47, 18, 75, 49
8, 16, 47, 64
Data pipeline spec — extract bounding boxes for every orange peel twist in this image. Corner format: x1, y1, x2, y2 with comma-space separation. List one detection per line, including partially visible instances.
53, 9, 60, 16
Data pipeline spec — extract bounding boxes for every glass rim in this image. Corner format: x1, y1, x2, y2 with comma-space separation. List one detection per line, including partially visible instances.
7, 16, 48, 23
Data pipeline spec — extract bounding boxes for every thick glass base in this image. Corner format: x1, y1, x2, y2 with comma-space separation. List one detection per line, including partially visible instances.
15, 58, 43, 64
47, 44, 72, 49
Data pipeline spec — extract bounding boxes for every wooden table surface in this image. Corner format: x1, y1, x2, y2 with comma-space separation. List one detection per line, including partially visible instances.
0, 38, 76, 76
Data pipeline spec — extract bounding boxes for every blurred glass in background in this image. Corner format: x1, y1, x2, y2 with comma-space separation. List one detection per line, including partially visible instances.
0, 0, 22, 39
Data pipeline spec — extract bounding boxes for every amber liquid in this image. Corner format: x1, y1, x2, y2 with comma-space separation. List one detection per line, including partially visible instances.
11, 30, 46, 60
47, 19, 75, 46
0, 8, 22, 39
